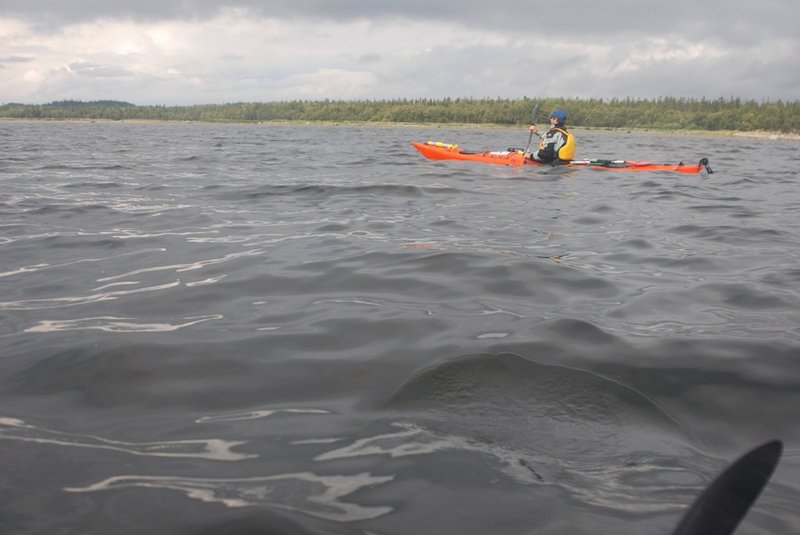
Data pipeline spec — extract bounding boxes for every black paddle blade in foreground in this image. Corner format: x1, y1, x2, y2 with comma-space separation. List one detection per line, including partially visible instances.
672, 440, 783, 535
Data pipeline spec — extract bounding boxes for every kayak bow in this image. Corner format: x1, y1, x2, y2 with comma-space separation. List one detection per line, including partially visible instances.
411, 141, 713, 174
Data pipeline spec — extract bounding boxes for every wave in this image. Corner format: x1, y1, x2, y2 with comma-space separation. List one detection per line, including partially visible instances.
382, 352, 693, 453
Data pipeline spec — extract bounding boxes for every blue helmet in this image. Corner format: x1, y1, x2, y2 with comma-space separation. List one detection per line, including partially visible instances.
549, 108, 567, 122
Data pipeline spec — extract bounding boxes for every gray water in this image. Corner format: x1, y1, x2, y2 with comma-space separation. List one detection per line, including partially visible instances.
1, 121, 799, 534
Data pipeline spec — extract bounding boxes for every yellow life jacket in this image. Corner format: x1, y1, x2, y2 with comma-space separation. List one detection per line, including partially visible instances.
554, 127, 576, 161
537, 127, 576, 162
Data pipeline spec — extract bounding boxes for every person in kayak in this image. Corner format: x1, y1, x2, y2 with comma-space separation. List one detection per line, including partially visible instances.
525, 108, 576, 163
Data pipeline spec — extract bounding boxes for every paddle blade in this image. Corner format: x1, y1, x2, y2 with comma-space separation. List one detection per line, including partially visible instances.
672, 440, 782, 535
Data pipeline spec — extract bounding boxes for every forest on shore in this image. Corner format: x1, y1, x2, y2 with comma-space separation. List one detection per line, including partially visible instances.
2, 97, 798, 133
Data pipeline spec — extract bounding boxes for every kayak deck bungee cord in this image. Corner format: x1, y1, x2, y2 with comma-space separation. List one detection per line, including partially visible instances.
412, 141, 713, 174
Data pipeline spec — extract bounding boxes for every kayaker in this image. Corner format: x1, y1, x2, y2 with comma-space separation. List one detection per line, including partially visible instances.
525, 108, 576, 163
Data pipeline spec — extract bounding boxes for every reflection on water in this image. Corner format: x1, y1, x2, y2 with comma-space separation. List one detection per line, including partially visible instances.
24, 314, 222, 333
65, 472, 395, 521
196, 408, 332, 423
0, 416, 253, 461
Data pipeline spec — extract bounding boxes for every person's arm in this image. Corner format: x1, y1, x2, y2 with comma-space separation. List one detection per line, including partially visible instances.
536, 131, 557, 162
525, 124, 542, 159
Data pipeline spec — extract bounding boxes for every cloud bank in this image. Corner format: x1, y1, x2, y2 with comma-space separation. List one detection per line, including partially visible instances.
1, 0, 797, 104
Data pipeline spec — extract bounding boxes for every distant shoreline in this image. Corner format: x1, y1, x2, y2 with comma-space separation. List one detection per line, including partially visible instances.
2, 117, 798, 141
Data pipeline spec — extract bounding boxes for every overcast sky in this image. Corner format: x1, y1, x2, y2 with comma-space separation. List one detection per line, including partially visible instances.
1, 0, 798, 105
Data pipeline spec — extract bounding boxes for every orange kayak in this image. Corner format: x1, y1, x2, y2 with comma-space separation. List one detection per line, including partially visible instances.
411, 141, 713, 174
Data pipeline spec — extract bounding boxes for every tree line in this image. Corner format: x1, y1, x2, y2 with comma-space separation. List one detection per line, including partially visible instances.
1, 97, 798, 133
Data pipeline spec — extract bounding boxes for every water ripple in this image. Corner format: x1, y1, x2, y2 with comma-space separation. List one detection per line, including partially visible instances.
0, 416, 253, 461
64, 472, 394, 521
24, 314, 221, 333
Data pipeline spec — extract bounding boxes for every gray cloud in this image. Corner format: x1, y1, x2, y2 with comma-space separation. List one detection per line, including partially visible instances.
1, 0, 797, 104
3, 0, 797, 43
67, 61, 132, 78
0, 55, 35, 62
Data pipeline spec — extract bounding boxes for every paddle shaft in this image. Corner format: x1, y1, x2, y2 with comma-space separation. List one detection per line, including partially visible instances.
524, 103, 539, 154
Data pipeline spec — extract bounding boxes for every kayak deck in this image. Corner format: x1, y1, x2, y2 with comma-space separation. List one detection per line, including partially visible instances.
411, 141, 713, 174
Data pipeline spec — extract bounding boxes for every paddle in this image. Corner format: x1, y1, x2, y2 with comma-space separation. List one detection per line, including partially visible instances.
672, 440, 782, 535
524, 103, 539, 157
